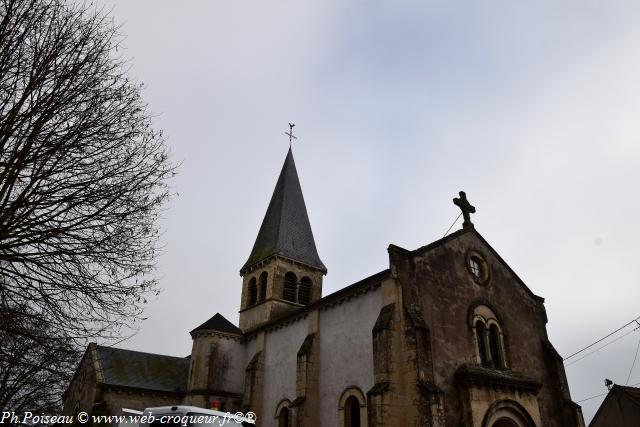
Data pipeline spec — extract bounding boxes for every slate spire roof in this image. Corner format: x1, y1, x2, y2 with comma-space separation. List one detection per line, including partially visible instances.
241, 148, 326, 274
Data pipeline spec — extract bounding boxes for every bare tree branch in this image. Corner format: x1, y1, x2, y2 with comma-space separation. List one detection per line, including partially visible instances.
0, 0, 177, 412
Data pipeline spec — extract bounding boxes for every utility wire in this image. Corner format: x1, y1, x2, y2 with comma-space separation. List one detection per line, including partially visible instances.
625, 334, 640, 385
443, 212, 462, 238
564, 315, 640, 361
576, 381, 640, 403
565, 326, 640, 367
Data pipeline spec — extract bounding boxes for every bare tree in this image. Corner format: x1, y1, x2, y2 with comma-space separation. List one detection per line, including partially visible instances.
0, 305, 78, 414
0, 0, 176, 410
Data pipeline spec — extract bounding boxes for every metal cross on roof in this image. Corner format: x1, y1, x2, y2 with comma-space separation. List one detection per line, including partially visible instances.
285, 123, 297, 146
453, 190, 476, 229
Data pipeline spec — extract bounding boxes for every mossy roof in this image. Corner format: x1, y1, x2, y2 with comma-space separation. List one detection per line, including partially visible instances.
96, 346, 188, 393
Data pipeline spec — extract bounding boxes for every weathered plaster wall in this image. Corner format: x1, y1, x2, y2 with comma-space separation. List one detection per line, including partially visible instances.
318, 287, 381, 427
260, 318, 308, 427
214, 336, 244, 394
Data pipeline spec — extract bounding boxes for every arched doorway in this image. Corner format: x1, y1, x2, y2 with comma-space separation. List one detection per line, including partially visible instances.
344, 396, 361, 427
493, 419, 519, 427
482, 399, 537, 427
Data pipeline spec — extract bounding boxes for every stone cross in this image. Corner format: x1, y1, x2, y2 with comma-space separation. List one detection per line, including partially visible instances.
453, 190, 476, 229
285, 123, 297, 146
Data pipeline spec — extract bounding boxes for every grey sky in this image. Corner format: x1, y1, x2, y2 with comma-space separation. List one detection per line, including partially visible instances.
94, 1, 640, 422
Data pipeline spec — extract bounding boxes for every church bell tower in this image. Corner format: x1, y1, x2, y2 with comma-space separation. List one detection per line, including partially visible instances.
239, 147, 326, 331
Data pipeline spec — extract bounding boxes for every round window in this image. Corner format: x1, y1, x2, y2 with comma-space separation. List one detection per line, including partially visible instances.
466, 251, 490, 285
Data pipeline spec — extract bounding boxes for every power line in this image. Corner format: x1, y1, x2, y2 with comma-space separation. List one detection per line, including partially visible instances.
576, 381, 640, 404
564, 315, 640, 361
443, 212, 462, 237
565, 326, 640, 367
625, 334, 640, 385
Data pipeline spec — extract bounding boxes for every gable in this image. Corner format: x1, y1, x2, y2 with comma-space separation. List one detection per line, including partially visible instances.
398, 228, 544, 306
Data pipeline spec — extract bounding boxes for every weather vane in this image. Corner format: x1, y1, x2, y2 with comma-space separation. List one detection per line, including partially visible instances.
285, 123, 297, 146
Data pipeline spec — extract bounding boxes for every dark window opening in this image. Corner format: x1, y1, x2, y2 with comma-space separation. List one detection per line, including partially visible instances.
344, 396, 361, 427
298, 277, 312, 305
475, 320, 488, 366
283, 272, 297, 302
259, 271, 268, 302
489, 324, 502, 368
278, 407, 289, 427
248, 278, 257, 306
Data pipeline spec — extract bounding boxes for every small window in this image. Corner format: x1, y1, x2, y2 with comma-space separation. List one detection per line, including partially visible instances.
259, 271, 268, 302
489, 324, 502, 368
475, 320, 488, 366
466, 251, 490, 285
278, 407, 289, 427
471, 305, 506, 368
248, 278, 257, 306
283, 272, 297, 302
298, 277, 312, 305
469, 257, 481, 278
344, 396, 361, 427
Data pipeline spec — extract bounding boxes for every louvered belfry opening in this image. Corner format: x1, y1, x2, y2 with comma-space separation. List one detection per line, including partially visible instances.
283, 272, 297, 302
248, 277, 258, 306
259, 271, 268, 302
298, 277, 312, 305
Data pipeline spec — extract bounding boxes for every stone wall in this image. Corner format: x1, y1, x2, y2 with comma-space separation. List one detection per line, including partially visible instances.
389, 229, 581, 426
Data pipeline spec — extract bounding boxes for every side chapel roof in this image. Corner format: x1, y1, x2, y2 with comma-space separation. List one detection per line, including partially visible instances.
95, 346, 189, 393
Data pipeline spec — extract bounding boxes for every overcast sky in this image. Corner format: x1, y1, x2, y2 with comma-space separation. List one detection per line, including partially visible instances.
93, 1, 640, 422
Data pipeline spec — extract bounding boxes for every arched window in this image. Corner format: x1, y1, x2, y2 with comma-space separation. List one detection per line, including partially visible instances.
298, 277, 312, 305
475, 320, 488, 366
344, 396, 361, 427
248, 277, 257, 306
259, 271, 268, 302
278, 407, 289, 427
470, 304, 506, 369
338, 387, 366, 427
489, 324, 502, 368
283, 272, 297, 302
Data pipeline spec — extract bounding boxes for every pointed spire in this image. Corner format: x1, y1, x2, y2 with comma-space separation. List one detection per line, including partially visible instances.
241, 148, 326, 274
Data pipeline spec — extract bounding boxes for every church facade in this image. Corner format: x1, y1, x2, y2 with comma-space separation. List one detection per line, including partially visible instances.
64, 148, 585, 427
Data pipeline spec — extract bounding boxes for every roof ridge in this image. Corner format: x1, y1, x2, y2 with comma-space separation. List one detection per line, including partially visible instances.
96, 345, 187, 360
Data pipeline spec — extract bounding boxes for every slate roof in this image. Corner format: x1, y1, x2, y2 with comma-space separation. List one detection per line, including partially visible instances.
95, 346, 188, 393
590, 384, 640, 426
240, 148, 326, 274
190, 313, 242, 335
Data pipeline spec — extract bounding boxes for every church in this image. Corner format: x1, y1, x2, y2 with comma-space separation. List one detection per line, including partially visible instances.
63, 147, 586, 427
